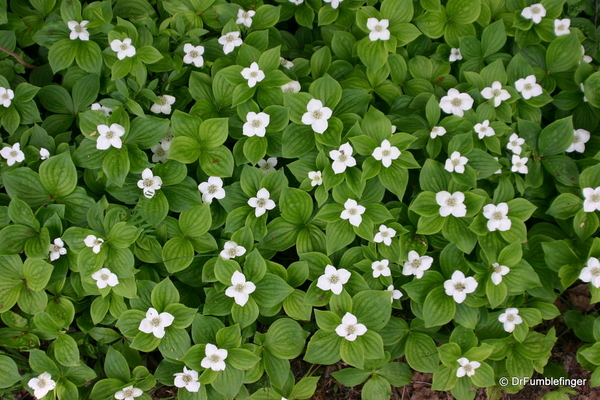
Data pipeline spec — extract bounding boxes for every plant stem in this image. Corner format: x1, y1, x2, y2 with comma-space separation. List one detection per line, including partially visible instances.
0, 46, 37, 69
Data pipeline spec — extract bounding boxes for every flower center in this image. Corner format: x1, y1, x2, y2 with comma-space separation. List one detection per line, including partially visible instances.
573, 134, 580, 143
163, 134, 173, 142
260, 163, 272, 171
492, 212, 504, 220
235, 283, 245, 292
160, 97, 167, 105
346, 324, 356, 334
452, 158, 461, 166
151, 317, 161, 327
329, 274, 339, 284
451, 98, 462, 107
284, 86, 295, 93
190, 50, 199, 58
592, 194, 600, 203
251, 119, 262, 128
558, 24, 565, 30
2, 93, 9, 100
38, 379, 47, 388
228, 248, 237, 257
75, 25, 83, 32
105, 130, 115, 139
506, 314, 515, 322
242, 11, 249, 18
454, 282, 465, 291
143, 178, 154, 187
94, 239, 103, 246
280, 58, 287, 65
257, 198, 267, 207
182, 374, 192, 383
120, 44, 128, 51
348, 208, 357, 215
492, 89, 501, 96
9, 150, 18, 157
380, 231, 389, 237
524, 83, 533, 91
156, 148, 165, 156
209, 354, 221, 362
463, 364, 473, 372
516, 162, 523, 167
494, 265, 503, 273
226, 35, 235, 43
338, 151, 347, 162
313, 110, 323, 119
446, 198, 457, 207
52, 245, 61, 252
532, 6, 540, 13
207, 184, 218, 194
511, 140, 518, 146
250, 71, 258, 78
101, 273, 109, 281
412, 259, 422, 269
375, 25, 383, 32
376, 264, 385, 271
382, 149, 390, 157
592, 267, 600, 276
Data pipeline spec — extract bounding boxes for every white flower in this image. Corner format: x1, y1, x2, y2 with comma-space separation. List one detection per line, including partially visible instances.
445, 151, 468, 174
387, 285, 403, 302
507, 133, 525, 155
373, 224, 396, 246
439, 89, 474, 117
151, 95, 176, 115
372, 139, 400, 168
583, 187, 600, 212
243, 111, 270, 137
220, 241, 246, 260
258, 157, 277, 174
482, 203, 511, 232
198, 177, 226, 204
28, 372, 56, 399
498, 308, 523, 333
201, 344, 228, 371
160, 133, 174, 150
493, 157, 502, 174
554, 18, 570, 36
91, 102, 113, 116
280, 57, 294, 69
96, 123, 125, 150
323, 0, 343, 8
456, 358, 480, 378
330, 142, 356, 174
225, 271, 256, 306
490, 263, 510, 285
248, 188, 276, 217
84, 234, 104, 254
481, 81, 511, 108
0, 86, 14, 107
430, 126, 446, 139
138, 307, 174, 339
580, 257, 600, 288
110, 38, 136, 60
515, 75, 543, 100
372, 259, 391, 278
317, 265, 351, 295
449, 48, 462, 62
566, 129, 590, 153
436, 191, 467, 217
241, 62, 265, 88
302, 99, 333, 134
67, 20, 89, 41
391, 125, 397, 133
581, 46, 593, 64
1, 143, 25, 166
236, 9, 255, 27
511, 155, 528, 174
218, 31, 243, 55
289, 0, 303, 4
444, 270, 478, 304
91, 268, 119, 289
521, 3, 546, 24
137, 168, 162, 199
151, 143, 168, 163
39, 148, 50, 160
335, 312, 367, 341
281, 81, 301, 93
402, 250, 433, 279
114, 385, 143, 400
174, 367, 200, 392
581, 83, 588, 102
308, 171, 323, 187
340, 199, 365, 227
474, 120, 495, 139
49, 238, 67, 261
183, 44, 205, 67
366, 18, 390, 41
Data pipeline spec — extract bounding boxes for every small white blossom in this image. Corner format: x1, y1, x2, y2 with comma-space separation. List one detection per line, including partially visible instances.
138, 307, 174, 339
173, 367, 200, 392
91, 103, 113, 116
515, 75, 543, 99
198, 177, 226, 204
150, 95, 176, 115
581, 83, 588, 102
161, 133, 174, 150
137, 168, 162, 199
236, 9, 255, 27
373, 224, 396, 246
566, 129, 590, 153
481, 81, 511, 107
372, 139, 400, 168
330, 143, 356, 174
449, 48, 462, 62
391, 125, 397, 133
225, 271, 256, 306
324, 0, 343, 9
96, 123, 125, 150
491, 263, 510, 285
243, 111, 270, 137
387, 285, 403, 302
114, 386, 143, 400
220, 241, 246, 260
554, 18, 570, 36
335, 312, 367, 341
430, 126, 446, 139
366, 18, 390, 41
506, 133, 525, 155
218, 31, 243, 55
581, 46, 593, 64
289, 0, 303, 4
482, 203, 511, 232
38, 148, 48, 161
1, 143, 25, 166
281, 81, 301, 93
583, 187, 600, 212
280, 57, 294, 69
521, 3, 546, 24
201, 344, 228, 371
456, 358, 480, 378
317, 265, 351, 295
439, 89, 474, 117
444, 270, 478, 304
28, 372, 56, 399
110, 38, 136, 60
436, 191, 467, 217
580, 257, 600, 288
257, 157, 277, 174
49, 238, 67, 261
372, 259, 391, 278
92, 268, 119, 289
302, 99, 333, 134
183, 44, 205, 67
151, 143, 168, 163
493, 157, 502, 174
84, 234, 104, 254
444, 151, 468, 174
308, 171, 323, 187
0, 86, 14, 108
402, 250, 433, 279
241, 62, 265, 88
511, 155, 528, 174
248, 188, 276, 217
498, 308, 523, 333
340, 199, 365, 227
67, 20, 89, 41
474, 120, 495, 139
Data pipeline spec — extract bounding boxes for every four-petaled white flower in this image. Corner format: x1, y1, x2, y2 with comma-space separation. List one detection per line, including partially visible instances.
115, 386, 143, 400
84, 234, 104, 254
507, 133, 525, 155
280, 57, 294, 69
436, 191, 467, 217
1, 143, 25, 166
173, 367, 200, 392
258, 157, 277, 174
402, 250, 433, 279
220, 241, 246, 260
68, 20, 89, 41
241, 62, 265, 88
554, 18, 570, 36
341, 199, 365, 227
456, 358, 480, 378
96, 123, 125, 150
225, 271, 256, 306
243, 111, 270, 137
219, 31, 243, 54
110, 38, 136, 60
248, 188, 276, 217
583, 187, 600, 212
372, 140, 400, 168
201, 344, 228, 371
138, 307, 174, 338
317, 265, 351, 295
580, 257, 600, 288
0, 86, 14, 108
566, 129, 590, 153
498, 308, 523, 333
372, 259, 391, 278
439, 89, 474, 117
236, 9, 255, 27
308, 171, 323, 187
449, 48, 462, 62
511, 155, 528, 174
515, 75, 542, 99
445, 151, 468, 174
482, 203, 511, 232
91, 102, 113, 116
335, 312, 367, 341
367, 18, 390, 41
324, 0, 343, 9
374, 224, 396, 246
474, 120, 495, 139
430, 126, 446, 139
330, 143, 356, 174
387, 285, 403, 302
49, 238, 67, 261
137, 168, 162, 199
444, 270, 478, 304
151, 143, 168, 163
161, 133, 174, 150
183, 44, 205, 67
92, 268, 119, 289
521, 3, 546, 24
151, 95, 176, 115
491, 262, 510, 285
198, 177, 226, 204
581, 46, 593, 64
481, 81, 511, 108
281, 81, 301, 93
28, 372, 56, 399
302, 99, 333, 134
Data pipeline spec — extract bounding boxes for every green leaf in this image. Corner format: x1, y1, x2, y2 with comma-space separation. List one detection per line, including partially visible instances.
151, 278, 180, 312
281, 187, 313, 225
423, 286, 456, 327
127, 116, 170, 148
137, 46, 164, 64
311, 46, 332, 79
0, 355, 21, 389
76, 40, 103, 74
352, 290, 391, 331
446, 0, 480, 24
251, 4, 280, 30
362, 374, 391, 400
405, 332, 439, 373
179, 204, 212, 237
482, 20, 506, 59
254, 274, 294, 307
48, 39, 77, 73
546, 34, 581, 74
199, 118, 229, 148
3, 168, 51, 208
537, 116, 573, 156
169, 136, 201, 164
23, 258, 53, 291
53, 334, 80, 366
264, 318, 308, 359
304, 330, 341, 365
105, 346, 131, 382
162, 237, 195, 273
340, 339, 365, 369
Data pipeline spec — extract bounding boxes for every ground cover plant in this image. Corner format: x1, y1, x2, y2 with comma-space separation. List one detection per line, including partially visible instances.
0, 0, 600, 399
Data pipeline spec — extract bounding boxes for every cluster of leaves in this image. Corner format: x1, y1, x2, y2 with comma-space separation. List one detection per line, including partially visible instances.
0, 0, 599, 399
